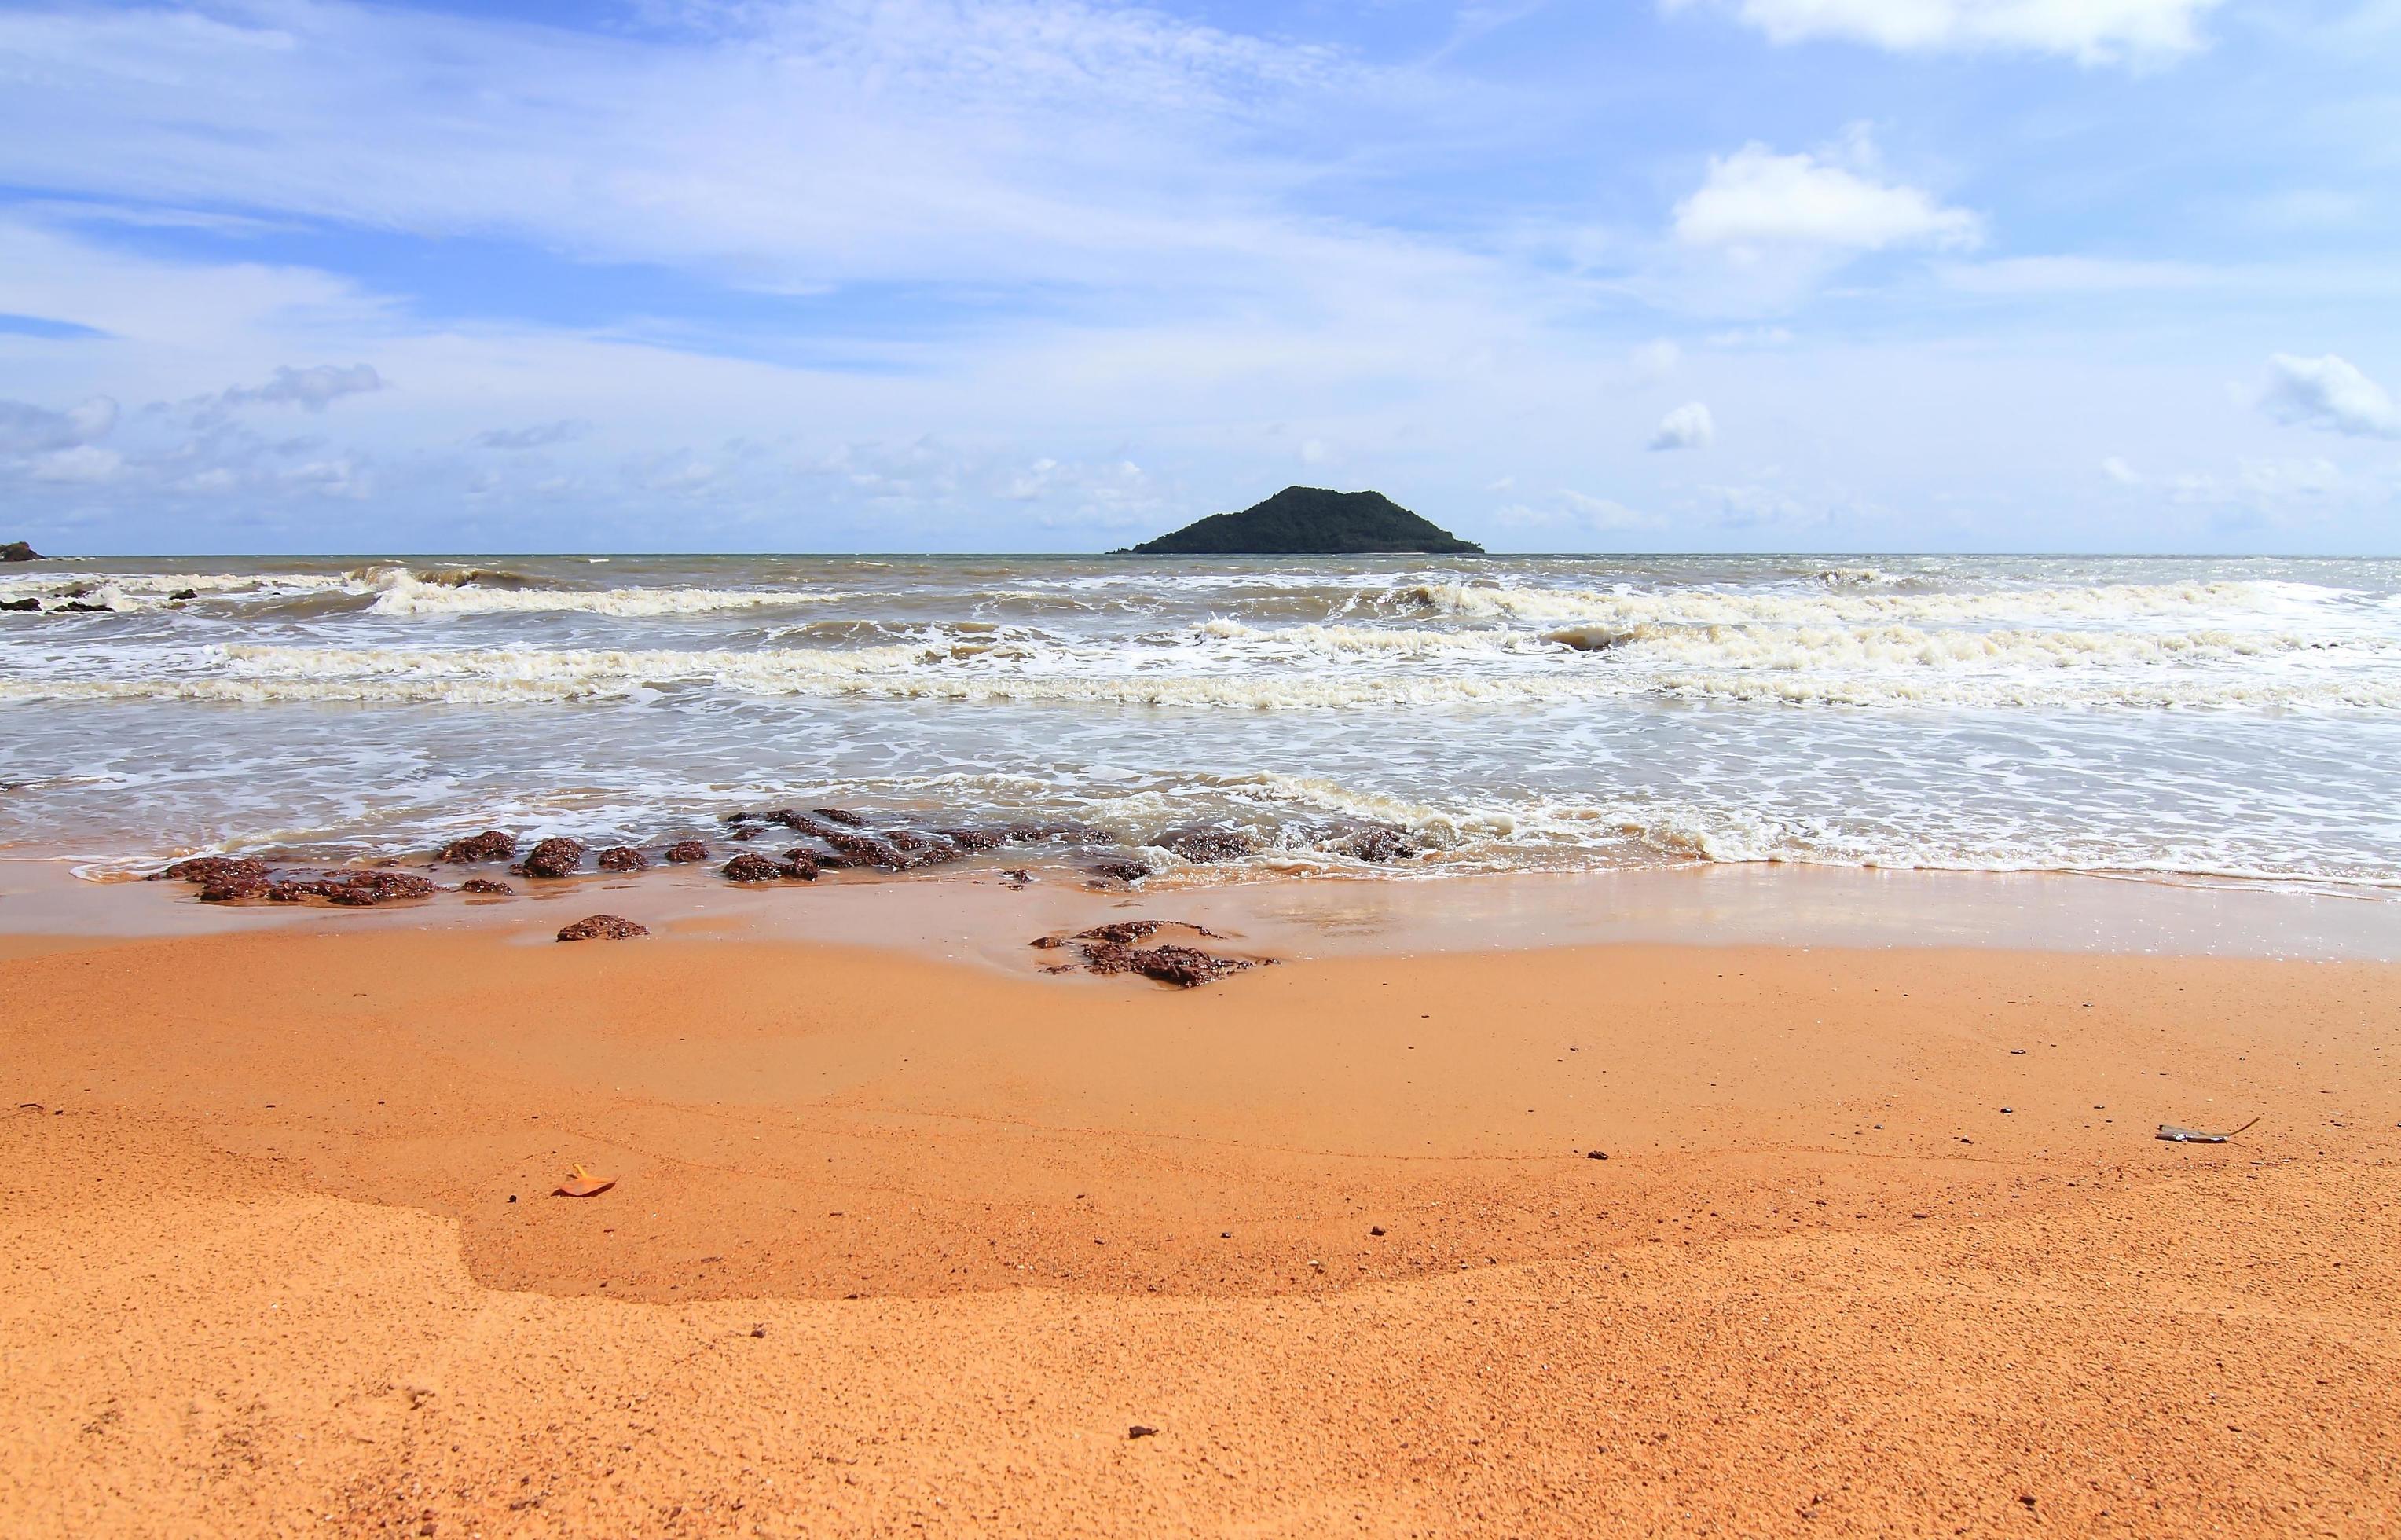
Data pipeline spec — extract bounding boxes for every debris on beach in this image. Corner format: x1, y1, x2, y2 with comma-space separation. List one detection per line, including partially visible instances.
1084, 859, 1153, 886
1127, 1425, 1158, 1439
2157, 1116, 2261, 1143
556, 914, 649, 942
554, 1164, 615, 1197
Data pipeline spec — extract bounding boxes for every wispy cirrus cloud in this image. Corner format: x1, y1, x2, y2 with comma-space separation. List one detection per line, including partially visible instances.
1662, 0, 2222, 65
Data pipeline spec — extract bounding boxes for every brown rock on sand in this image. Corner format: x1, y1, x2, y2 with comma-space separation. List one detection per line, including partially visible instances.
556, 915, 648, 942
435, 830, 516, 864
596, 847, 649, 872
720, 853, 782, 883
519, 838, 584, 878
662, 841, 709, 864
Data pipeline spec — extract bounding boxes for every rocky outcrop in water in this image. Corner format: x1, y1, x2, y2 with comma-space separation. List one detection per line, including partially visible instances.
0, 597, 38, 611
519, 838, 584, 878
597, 846, 649, 872
0, 541, 38, 563
438, 830, 516, 864
1335, 825, 1420, 864
1160, 827, 1255, 863
662, 841, 709, 864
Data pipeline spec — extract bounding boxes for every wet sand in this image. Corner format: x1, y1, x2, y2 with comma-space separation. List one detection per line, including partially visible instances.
2, 919, 2397, 1534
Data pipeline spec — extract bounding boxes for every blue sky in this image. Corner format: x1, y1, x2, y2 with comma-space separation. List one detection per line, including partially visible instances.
2, 0, 2399, 553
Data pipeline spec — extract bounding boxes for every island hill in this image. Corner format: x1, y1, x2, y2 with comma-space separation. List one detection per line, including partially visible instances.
1119, 487, 1482, 556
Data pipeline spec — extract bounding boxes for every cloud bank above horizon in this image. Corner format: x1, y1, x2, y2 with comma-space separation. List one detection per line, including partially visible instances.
1, 0, 2398, 554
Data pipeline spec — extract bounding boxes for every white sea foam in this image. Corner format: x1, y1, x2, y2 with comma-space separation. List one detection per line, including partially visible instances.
361, 569, 859, 617
1400, 578, 2352, 628
5, 629, 2398, 712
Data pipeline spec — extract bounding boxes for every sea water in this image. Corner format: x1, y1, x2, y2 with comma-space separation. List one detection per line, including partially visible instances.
3, 552, 2398, 894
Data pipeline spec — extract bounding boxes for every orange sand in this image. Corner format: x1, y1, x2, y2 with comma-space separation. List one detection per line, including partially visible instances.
2, 923, 2397, 1534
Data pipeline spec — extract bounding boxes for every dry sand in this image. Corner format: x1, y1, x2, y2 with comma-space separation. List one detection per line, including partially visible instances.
2, 921, 2396, 1535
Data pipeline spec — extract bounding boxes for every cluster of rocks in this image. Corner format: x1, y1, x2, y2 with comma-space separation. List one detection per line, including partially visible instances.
1031, 920, 1263, 988
2, 541, 38, 563
145, 807, 1427, 908
148, 856, 438, 907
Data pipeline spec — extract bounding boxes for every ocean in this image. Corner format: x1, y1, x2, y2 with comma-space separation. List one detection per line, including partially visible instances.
4, 552, 2399, 895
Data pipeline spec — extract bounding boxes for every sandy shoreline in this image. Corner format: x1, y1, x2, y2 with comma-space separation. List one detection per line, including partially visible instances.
3, 915, 2398, 1533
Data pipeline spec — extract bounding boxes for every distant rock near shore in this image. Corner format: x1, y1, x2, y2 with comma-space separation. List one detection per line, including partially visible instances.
1120, 487, 1482, 556
1, 541, 39, 562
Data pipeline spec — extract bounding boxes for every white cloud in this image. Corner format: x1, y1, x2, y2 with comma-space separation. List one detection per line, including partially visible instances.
1675, 140, 1981, 253
2102, 455, 2140, 485
1648, 402, 1717, 450
29, 444, 123, 482
2258, 354, 2401, 438
1662, 0, 2220, 65
213, 364, 387, 414
0, 395, 116, 454
471, 420, 590, 451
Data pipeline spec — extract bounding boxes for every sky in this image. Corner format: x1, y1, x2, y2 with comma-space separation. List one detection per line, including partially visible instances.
2, 0, 2400, 554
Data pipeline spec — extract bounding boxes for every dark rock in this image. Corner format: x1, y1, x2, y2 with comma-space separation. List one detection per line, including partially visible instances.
460, 878, 513, 895
1127, 1425, 1158, 1439
0, 541, 38, 562
1370, 1226, 1386, 1236
720, 853, 783, 883
167, 588, 200, 601
198, 875, 270, 903
882, 828, 933, 851
0, 598, 38, 611
1001, 868, 1032, 888
817, 830, 907, 871
1031, 936, 1065, 949
1586, 1150, 1607, 1160
1336, 825, 1420, 864
596, 846, 649, 872
1160, 827, 1255, 864
557, 914, 649, 942
779, 850, 822, 881
936, 827, 1005, 852
1120, 486, 1482, 556
662, 840, 709, 864
53, 600, 109, 614
1076, 919, 1226, 944
264, 871, 438, 907
324, 871, 438, 906
436, 830, 516, 864
729, 825, 761, 840
1005, 820, 1112, 845
519, 838, 585, 878
1080, 940, 1255, 988
156, 855, 268, 886
721, 810, 764, 825
1085, 859, 1153, 885
812, 808, 869, 827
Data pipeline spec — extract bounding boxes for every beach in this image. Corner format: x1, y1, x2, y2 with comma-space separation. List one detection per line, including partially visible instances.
5, 552, 2401, 1531
4, 888, 2397, 1535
